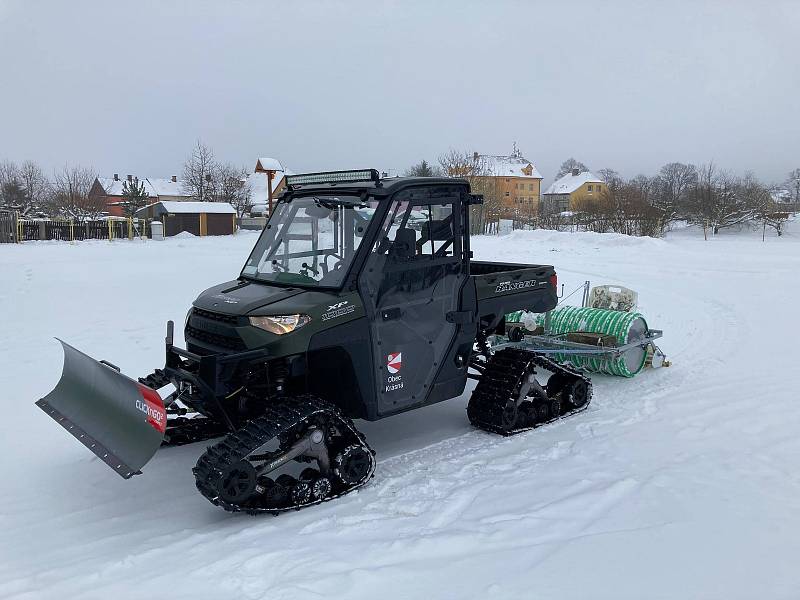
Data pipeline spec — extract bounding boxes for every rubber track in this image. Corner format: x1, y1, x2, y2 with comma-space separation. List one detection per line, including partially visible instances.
192, 395, 375, 515
467, 348, 593, 436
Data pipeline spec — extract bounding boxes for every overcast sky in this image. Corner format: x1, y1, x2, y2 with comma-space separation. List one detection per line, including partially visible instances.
1, 0, 798, 184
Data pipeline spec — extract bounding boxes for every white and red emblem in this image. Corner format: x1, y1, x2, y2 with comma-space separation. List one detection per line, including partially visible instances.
387, 352, 402, 374
136, 384, 166, 434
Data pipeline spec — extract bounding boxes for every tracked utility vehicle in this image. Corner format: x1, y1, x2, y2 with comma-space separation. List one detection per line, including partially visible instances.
38, 170, 592, 514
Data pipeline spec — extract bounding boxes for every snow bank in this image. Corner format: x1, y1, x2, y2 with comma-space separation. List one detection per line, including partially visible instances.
1, 225, 799, 599
494, 227, 666, 248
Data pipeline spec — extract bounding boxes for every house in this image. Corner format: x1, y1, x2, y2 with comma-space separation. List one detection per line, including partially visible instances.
147, 176, 191, 202
771, 188, 793, 205
542, 169, 605, 214
134, 201, 237, 236
90, 175, 157, 217
90, 174, 192, 217
247, 157, 292, 215
465, 149, 543, 217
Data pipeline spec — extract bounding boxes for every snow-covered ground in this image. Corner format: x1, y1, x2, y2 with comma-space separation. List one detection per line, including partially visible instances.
1, 221, 799, 600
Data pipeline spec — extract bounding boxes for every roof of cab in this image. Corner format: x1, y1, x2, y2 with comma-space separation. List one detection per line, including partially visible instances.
278, 176, 470, 199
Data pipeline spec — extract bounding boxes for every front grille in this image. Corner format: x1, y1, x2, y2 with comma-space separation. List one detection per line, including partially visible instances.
192, 307, 239, 324
186, 308, 246, 351
185, 325, 246, 351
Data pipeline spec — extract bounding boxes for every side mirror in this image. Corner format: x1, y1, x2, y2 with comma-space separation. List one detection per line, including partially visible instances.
305, 205, 332, 219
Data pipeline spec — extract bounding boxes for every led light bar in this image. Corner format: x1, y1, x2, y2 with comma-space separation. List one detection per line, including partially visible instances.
285, 169, 380, 187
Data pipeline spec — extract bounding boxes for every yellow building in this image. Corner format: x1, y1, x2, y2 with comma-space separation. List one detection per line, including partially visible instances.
471, 151, 543, 217
542, 169, 605, 213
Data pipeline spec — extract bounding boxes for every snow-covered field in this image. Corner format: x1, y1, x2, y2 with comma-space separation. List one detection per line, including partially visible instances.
1, 221, 798, 600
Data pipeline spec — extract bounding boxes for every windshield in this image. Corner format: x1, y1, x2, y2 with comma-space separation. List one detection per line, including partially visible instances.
241, 195, 377, 288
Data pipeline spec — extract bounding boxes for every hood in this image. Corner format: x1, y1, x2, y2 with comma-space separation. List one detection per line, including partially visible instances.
193, 280, 305, 315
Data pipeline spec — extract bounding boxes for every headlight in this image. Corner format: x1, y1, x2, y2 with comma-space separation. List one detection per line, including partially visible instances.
249, 314, 311, 335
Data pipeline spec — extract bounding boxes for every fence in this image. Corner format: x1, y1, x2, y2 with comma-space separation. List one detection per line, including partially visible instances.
3, 216, 151, 243
0, 211, 15, 243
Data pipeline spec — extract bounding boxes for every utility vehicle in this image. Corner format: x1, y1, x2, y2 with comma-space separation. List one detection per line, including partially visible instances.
38, 169, 592, 514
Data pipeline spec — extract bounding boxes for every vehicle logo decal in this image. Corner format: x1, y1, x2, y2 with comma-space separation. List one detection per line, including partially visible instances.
387, 352, 402, 374
213, 294, 239, 304
494, 279, 547, 294
136, 384, 166, 434
321, 300, 356, 321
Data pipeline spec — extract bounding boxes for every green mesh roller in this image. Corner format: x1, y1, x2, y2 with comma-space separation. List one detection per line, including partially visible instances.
507, 307, 649, 377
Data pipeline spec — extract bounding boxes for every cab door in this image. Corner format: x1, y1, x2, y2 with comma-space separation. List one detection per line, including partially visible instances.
358, 187, 471, 417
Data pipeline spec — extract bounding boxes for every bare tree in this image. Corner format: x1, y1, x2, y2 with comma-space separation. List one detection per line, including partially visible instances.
652, 162, 697, 223
629, 174, 653, 205
0, 160, 17, 186
50, 165, 102, 220
687, 164, 763, 235
0, 160, 23, 212
182, 141, 220, 202
555, 158, 589, 179
758, 203, 790, 238
573, 182, 665, 237
438, 149, 501, 234
785, 168, 800, 204
598, 168, 622, 187
218, 163, 253, 217
18, 160, 49, 216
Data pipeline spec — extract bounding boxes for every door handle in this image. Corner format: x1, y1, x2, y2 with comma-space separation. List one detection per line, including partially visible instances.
382, 308, 402, 321
446, 310, 473, 324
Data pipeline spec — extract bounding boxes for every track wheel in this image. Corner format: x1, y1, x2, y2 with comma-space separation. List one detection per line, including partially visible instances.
546, 373, 568, 398
311, 477, 332, 500
260, 477, 290, 508
218, 460, 257, 504
535, 401, 550, 423
300, 468, 333, 501
500, 400, 518, 430
563, 379, 591, 410
517, 401, 536, 428
548, 398, 562, 420
334, 445, 372, 486
291, 480, 312, 505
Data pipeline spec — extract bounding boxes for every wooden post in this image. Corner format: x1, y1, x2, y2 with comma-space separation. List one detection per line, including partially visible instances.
70, 219, 74, 243
267, 170, 274, 216
128, 217, 133, 240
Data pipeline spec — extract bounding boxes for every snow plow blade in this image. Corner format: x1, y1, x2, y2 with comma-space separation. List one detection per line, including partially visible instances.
36, 340, 167, 479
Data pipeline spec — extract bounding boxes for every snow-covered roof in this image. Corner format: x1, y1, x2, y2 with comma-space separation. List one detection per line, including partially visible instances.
98, 177, 158, 197
478, 154, 543, 179
136, 201, 236, 215
98, 177, 190, 199
544, 171, 603, 195
255, 157, 286, 172
147, 178, 191, 198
